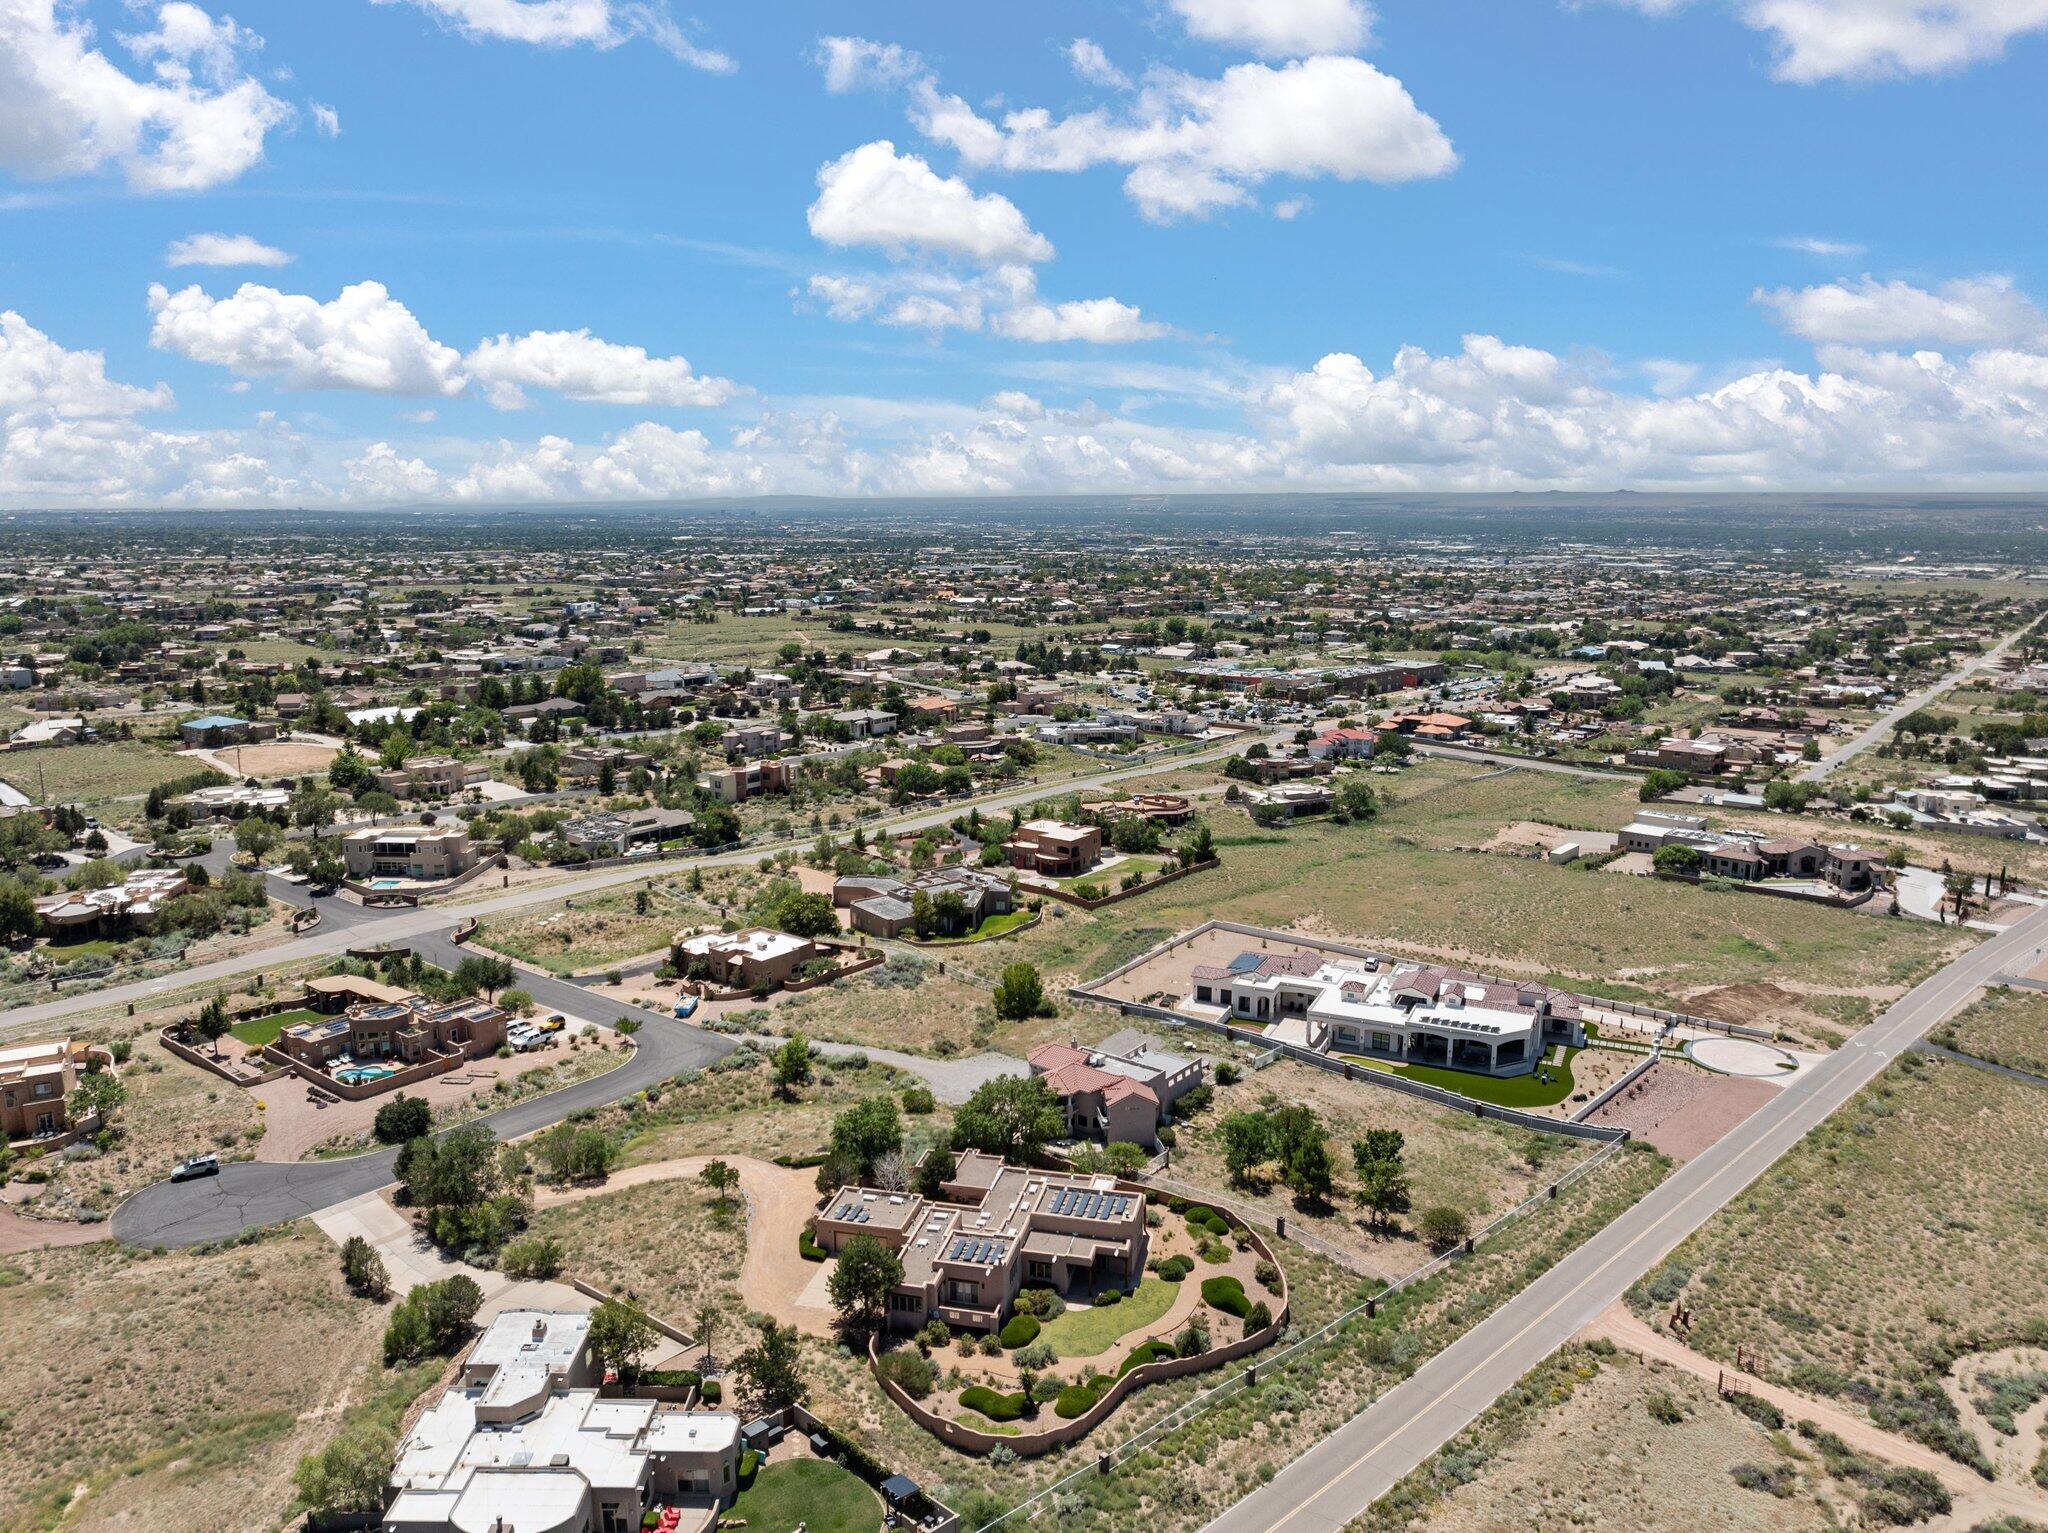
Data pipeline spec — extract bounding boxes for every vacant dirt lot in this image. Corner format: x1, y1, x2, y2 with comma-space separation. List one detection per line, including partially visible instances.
1635, 1052, 2048, 1465
1582, 1060, 1780, 1160
1348, 1344, 1842, 1533
0, 1227, 383, 1533
187, 739, 338, 779
1932, 984, 2048, 1077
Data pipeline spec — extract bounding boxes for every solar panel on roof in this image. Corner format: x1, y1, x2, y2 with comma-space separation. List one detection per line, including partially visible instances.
1227, 952, 1264, 973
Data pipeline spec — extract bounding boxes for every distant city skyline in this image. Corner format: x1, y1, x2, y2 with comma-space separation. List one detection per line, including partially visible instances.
2, 0, 2047, 506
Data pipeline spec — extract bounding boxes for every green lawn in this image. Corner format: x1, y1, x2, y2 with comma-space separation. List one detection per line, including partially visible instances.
1335, 1046, 1580, 1108
230, 1007, 324, 1048
724, 1460, 878, 1533
1049, 854, 1168, 892
919, 908, 1038, 944
1035, 1276, 1178, 1358
42, 935, 121, 962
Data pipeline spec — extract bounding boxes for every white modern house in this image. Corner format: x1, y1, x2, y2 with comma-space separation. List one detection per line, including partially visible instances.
384, 1310, 740, 1533
1189, 950, 1584, 1075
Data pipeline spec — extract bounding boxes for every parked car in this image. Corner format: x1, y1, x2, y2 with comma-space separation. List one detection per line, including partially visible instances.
507, 1025, 543, 1052
170, 1153, 220, 1182
674, 995, 698, 1019
536, 1014, 566, 1034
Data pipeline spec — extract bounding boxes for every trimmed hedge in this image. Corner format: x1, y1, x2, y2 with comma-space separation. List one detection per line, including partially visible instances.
998, 1314, 1041, 1349
1117, 1340, 1172, 1377
1055, 1382, 1104, 1419
699, 1379, 721, 1404
799, 1230, 827, 1262
1153, 1254, 1195, 1282
959, 1385, 1028, 1423
1185, 1206, 1230, 1238
1202, 1276, 1252, 1319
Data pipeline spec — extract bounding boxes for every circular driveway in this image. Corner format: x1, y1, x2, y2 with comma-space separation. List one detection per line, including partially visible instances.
1684, 1036, 1798, 1077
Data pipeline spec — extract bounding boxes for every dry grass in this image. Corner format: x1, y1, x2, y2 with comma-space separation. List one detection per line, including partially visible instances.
0, 1227, 384, 1533
528, 1176, 747, 1332
1634, 1054, 2048, 1456
481, 881, 713, 974
0, 742, 194, 806
1932, 986, 2048, 1077
14, 1035, 262, 1224
1169, 1061, 1589, 1281
1348, 1345, 1838, 1533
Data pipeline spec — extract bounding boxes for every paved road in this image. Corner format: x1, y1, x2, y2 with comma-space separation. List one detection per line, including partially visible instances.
1409, 742, 1623, 780
1, 731, 1278, 1042
1795, 618, 2039, 784
110, 945, 738, 1247
1199, 896, 2048, 1533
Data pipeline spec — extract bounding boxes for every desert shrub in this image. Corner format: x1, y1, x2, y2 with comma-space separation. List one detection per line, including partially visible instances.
1184, 1205, 1230, 1238
1728, 1391, 1785, 1431
1644, 1389, 1687, 1425
1202, 1276, 1251, 1318
1418, 1204, 1470, 1250
917, 1319, 952, 1352
877, 1349, 938, 1400
1729, 1462, 1797, 1498
1014, 1340, 1058, 1370
999, 1314, 1041, 1349
1253, 1259, 1280, 1289
1245, 1300, 1273, 1331
959, 1385, 1027, 1423
901, 1084, 937, 1114
1095, 1287, 1122, 1307
1118, 1340, 1172, 1376
499, 1235, 565, 1279
1150, 1254, 1195, 1282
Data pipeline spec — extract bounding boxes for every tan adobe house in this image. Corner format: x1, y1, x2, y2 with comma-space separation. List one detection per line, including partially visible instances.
0, 1037, 109, 1144
1003, 819, 1103, 876
831, 866, 1014, 938
372, 755, 490, 799
673, 926, 819, 991
808, 1150, 1149, 1331
271, 975, 508, 1079
342, 825, 478, 883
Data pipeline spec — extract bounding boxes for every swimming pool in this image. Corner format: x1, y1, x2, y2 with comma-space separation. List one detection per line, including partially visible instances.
336, 1064, 398, 1085
369, 878, 406, 890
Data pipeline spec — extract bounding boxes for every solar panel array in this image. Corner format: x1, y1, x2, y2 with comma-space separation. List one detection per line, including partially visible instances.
1048, 1187, 1132, 1220
946, 1236, 1008, 1264
834, 1201, 872, 1223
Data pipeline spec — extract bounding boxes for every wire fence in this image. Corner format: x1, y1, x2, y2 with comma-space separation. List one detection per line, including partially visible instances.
972, 1136, 1629, 1533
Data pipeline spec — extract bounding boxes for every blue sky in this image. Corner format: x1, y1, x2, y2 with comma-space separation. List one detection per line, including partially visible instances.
3, 0, 2047, 504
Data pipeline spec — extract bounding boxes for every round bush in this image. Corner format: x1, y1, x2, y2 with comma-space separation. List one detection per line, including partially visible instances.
998, 1314, 1041, 1350
1054, 1383, 1102, 1419
1117, 1340, 1172, 1377
1201, 1276, 1252, 1319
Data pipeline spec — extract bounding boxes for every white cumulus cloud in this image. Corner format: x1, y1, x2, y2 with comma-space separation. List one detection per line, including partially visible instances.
808, 140, 1054, 265
1170, 0, 1374, 57
1066, 38, 1131, 90
167, 232, 293, 267
817, 35, 923, 93
913, 55, 1456, 222
465, 328, 738, 408
0, 0, 292, 191
147, 280, 469, 395
0, 310, 174, 418
375, 0, 733, 70
347, 441, 442, 500
1594, 0, 2048, 81
1756, 275, 2048, 348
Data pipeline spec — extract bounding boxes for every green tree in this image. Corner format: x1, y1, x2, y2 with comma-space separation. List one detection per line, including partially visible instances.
382, 1274, 482, 1362
1351, 1130, 1411, 1230
992, 961, 1046, 1021
828, 1097, 903, 1179
1332, 775, 1378, 823
291, 783, 342, 836
68, 1066, 125, 1129
0, 880, 37, 943
772, 1032, 814, 1099
1219, 1111, 1275, 1187
451, 954, 514, 999
292, 1421, 395, 1520
773, 890, 837, 938
327, 746, 375, 794
734, 1318, 808, 1411
193, 993, 232, 1057
1418, 1204, 1470, 1251
952, 1075, 1064, 1162
1652, 844, 1703, 876
232, 814, 278, 861
373, 1093, 432, 1144
339, 1233, 390, 1298
699, 1157, 740, 1213
587, 1297, 660, 1377
827, 1231, 905, 1332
